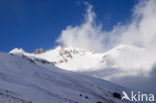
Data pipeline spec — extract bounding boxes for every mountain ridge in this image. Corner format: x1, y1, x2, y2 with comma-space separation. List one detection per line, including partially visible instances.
9, 44, 144, 71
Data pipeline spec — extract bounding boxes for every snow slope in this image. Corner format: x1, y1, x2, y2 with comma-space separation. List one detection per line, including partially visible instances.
9, 44, 156, 93
10, 44, 144, 71
9, 44, 147, 75
10, 46, 102, 71
0, 52, 136, 103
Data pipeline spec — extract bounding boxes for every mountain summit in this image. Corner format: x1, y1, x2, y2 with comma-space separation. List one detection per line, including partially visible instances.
9, 44, 144, 71
0, 44, 154, 103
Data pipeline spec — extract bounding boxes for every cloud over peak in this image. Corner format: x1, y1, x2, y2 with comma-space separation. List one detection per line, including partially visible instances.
56, 0, 156, 92
56, 0, 156, 73
57, 0, 156, 52
56, 2, 106, 52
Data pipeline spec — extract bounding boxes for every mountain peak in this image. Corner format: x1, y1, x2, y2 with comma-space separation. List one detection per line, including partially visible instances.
9, 48, 25, 54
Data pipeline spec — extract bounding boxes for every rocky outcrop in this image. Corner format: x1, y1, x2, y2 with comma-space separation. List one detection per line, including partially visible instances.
34, 48, 45, 54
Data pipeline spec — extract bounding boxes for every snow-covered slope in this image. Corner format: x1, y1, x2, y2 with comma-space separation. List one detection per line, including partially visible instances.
10, 44, 156, 93
0, 52, 136, 103
0, 89, 31, 103
10, 46, 102, 71
9, 44, 144, 72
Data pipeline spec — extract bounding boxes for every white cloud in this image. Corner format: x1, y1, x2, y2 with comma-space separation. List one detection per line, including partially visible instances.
57, 0, 156, 72
56, 0, 156, 91
115, 0, 156, 72
120, 0, 156, 49
57, 0, 156, 51
56, 2, 106, 52
56, 0, 156, 71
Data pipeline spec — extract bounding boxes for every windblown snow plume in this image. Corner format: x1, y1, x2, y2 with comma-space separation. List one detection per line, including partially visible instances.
57, 2, 106, 52
57, 0, 156, 51
56, 0, 156, 92
57, 0, 156, 71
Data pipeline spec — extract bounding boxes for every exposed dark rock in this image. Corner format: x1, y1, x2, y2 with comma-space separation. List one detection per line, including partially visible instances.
96, 101, 102, 103
52, 62, 57, 65
85, 96, 88, 99
34, 58, 50, 64
113, 92, 121, 99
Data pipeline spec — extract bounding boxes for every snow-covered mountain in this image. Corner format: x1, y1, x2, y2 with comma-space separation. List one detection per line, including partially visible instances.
9, 44, 144, 71
0, 52, 137, 103
9, 44, 147, 82
10, 46, 101, 71
9, 44, 156, 93
1, 44, 155, 103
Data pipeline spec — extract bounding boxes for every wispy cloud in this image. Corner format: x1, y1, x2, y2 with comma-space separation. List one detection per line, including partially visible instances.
57, 0, 156, 70
56, 0, 156, 91
56, 2, 106, 52
112, 0, 156, 72
57, 0, 156, 51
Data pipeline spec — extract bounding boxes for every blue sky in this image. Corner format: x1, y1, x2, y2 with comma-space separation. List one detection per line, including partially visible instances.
0, 0, 137, 52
